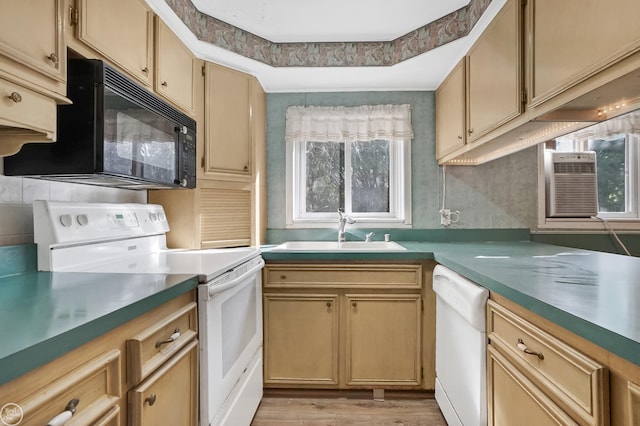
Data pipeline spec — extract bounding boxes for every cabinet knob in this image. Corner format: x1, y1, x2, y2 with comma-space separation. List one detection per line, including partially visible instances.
142, 67, 149, 75
47, 52, 59, 65
468, 128, 474, 134
161, 81, 168, 87
145, 393, 157, 406
516, 338, 544, 360
351, 302, 357, 308
326, 301, 332, 308
457, 135, 463, 139
280, 275, 287, 280
8, 92, 22, 103
243, 165, 249, 172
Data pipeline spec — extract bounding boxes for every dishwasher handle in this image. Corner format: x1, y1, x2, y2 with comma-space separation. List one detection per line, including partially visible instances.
206, 257, 265, 298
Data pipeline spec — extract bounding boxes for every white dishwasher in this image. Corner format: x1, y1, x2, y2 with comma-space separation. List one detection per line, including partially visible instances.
433, 265, 489, 426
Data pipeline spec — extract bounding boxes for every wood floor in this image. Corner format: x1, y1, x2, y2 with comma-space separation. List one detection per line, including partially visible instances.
251, 396, 448, 426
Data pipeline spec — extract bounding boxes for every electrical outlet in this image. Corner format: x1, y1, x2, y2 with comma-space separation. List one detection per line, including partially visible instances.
439, 209, 451, 226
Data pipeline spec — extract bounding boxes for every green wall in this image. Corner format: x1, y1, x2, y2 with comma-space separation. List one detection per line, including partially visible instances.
266, 91, 539, 232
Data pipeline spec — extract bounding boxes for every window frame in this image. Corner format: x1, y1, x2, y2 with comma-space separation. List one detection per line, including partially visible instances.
285, 139, 412, 229
536, 133, 640, 231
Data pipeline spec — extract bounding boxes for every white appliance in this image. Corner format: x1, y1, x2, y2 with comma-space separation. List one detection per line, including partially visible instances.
545, 150, 598, 217
433, 265, 489, 426
33, 200, 264, 426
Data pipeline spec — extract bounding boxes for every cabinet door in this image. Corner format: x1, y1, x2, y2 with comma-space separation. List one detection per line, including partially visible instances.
154, 17, 195, 114
204, 63, 252, 180
436, 58, 466, 160
344, 294, 421, 387
263, 293, 339, 386
527, 0, 640, 107
129, 340, 198, 426
488, 345, 579, 425
75, 0, 153, 87
467, 0, 522, 143
0, 0, 65, 90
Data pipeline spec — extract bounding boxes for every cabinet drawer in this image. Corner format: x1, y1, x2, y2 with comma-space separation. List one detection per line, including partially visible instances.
128, 340, 199, 426
264, 264, 422, 289
487, 301, 608, 426
126, 302, 197, 384
10, 350, 121, 426
0, 76, 56, 137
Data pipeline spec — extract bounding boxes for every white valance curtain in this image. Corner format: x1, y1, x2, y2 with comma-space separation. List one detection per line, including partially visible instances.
558, 110, 640, 141
285, 104, 414, 143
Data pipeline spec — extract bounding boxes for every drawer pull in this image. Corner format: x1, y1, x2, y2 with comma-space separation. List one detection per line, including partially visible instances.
46, 398, 79, 426
145, 393, 157, 406
280, 275, 287, 280
8, 92, 22, 103
517, 338, 544, 360
155, 328, 180, 348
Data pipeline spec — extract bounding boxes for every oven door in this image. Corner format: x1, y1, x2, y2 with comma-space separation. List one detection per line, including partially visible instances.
198, 256, 264, 426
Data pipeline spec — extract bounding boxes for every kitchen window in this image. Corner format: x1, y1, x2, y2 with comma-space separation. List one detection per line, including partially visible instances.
538, 110, 640, 229
284, 105, 413, 228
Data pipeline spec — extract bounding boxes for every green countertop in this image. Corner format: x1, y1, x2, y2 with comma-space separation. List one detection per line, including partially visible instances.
262, 240, 640, 367
0, 270, 199, 386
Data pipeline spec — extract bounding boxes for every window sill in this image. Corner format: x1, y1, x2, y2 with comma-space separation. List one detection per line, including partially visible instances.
286, 220, 412, 230
534, 218, 640, 233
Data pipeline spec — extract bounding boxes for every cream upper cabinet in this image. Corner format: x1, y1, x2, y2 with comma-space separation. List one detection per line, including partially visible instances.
345, 294, 422, 387
435, 58, 466, 160
466, 0, 523, 143
0, 0, 69, 156
0, 0, 66, 94
204, 63, 253, 181
154, 17, 195, 114
526, 0, 640, 107
70, 0, 154, 87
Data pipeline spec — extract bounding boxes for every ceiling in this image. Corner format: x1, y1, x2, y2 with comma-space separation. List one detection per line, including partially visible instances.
146, 0, 506, 92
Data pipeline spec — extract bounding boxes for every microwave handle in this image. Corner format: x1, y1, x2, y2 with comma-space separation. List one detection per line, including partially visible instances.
174, 126, 188, 187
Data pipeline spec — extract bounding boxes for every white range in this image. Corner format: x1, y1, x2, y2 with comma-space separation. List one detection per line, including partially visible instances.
33, 200, 264, 426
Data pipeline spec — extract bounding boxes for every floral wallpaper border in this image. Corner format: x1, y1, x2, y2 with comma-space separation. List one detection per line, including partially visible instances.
164, 0, 492, 67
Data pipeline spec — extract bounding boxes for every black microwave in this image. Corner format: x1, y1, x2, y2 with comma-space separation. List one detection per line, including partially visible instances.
4, 59, 196, 189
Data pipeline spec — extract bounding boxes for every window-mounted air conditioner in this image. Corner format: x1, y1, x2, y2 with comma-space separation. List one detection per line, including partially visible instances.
545, 151, 598, 218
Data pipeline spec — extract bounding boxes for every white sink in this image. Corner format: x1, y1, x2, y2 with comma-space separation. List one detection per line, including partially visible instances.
271, 241, 406, 252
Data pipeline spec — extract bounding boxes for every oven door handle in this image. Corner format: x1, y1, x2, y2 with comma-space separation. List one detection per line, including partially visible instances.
206, 258, 265, 298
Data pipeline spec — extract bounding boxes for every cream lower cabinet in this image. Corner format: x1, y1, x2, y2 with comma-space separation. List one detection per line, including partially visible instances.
0, 292, 197, 426
263, 263, 424, 390
264, 294, 340, 386
488, 298, 609, 426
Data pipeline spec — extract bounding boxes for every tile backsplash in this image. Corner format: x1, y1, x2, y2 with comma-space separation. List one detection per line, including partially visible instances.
0, 161, 146, 245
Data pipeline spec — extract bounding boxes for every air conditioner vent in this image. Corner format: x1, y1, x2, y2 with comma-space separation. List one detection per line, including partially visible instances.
545, 151, 598, 218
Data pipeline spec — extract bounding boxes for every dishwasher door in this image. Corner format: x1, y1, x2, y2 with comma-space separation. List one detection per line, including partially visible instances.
433, 265, 489, 426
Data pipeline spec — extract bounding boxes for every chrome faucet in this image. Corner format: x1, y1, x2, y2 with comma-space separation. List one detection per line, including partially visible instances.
365, 232, 375, 242
337, 208, 355, 242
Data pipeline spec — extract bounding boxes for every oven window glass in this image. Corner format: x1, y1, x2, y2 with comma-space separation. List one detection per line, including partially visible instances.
103, 87, 177, 183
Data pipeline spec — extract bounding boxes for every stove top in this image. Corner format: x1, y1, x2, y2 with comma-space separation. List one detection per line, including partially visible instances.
34, 200, 260, 281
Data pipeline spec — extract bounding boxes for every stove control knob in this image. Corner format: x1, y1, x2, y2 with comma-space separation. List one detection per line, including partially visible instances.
59, 214, 73, 227
77, 214, 89, 226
